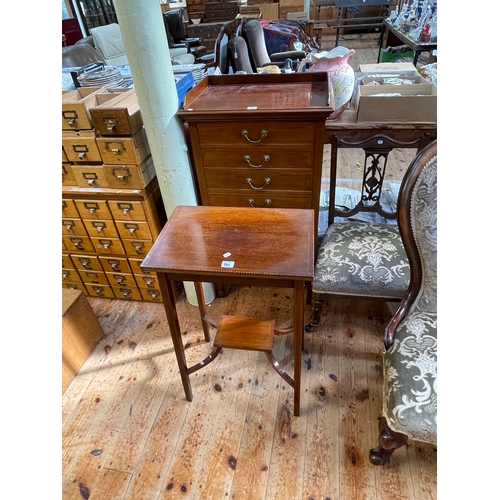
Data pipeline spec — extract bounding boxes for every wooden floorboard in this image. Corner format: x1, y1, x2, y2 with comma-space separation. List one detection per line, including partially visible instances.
62, 34, 437, 500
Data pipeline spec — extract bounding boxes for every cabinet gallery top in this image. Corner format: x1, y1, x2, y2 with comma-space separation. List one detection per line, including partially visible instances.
177, 73, 334, 120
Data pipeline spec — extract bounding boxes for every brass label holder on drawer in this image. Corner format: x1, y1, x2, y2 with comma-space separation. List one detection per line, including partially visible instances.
83, 202, 99, 214
62, 110, 78, 126
70, 237, 84, 249
97, 239, 112, 250
91, 221, 107, 233
101, 116, 118, 133
108, 259, 121, 271
72, 144, 89, 160
104, 141, 126, 154
63, 219, 75, 231
124, 222, 139, 235
117, 202, 133, 215
82, 172, 98, 186
111, 167, 131, 180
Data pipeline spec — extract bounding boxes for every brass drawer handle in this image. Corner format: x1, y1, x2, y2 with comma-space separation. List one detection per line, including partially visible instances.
62, 110, 78, 126
98, 239, 112, 250
63, 220, 75, 232
109, 260, 121, 271
92, 286, 104, 295
83, 172, 98, 185
92, 221, 106, 233
70, 237, 83, 249
83, 202, 99, 215
147, 290, 160, 299
112, 167, 131, 181
246, 177, 271, 190
247, 198, 272, 208
243, 154, 270, 168
117, 202, 133, 215
124, 223, 138, 235
72, 144, 89, 160
241, 129, 268, 144
102, 116, 118, 132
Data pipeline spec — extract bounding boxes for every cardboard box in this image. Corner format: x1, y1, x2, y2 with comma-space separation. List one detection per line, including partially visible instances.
356, 82, 437, 123
287, 11, 309, 21
359, 62, 418, 73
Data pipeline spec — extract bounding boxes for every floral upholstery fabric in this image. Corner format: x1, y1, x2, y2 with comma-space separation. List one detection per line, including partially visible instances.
383, 154, 437, 445
312, 221, 410, 299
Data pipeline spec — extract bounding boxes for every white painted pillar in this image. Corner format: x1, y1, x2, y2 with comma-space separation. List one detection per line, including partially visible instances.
112, 0, 215, 305
304, 0, 310, 16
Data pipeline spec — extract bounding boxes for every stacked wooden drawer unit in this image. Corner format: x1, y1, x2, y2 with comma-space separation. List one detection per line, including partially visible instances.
62, 87, 167, 303
203, 0, 239, 22
186, 0, 207, 21
177, 73, 334, 239
186, 21, 227, 52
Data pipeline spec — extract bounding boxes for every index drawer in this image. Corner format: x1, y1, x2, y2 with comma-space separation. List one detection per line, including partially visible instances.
75, 199, 112, 219
62, 87, 104, 130
107, 200, 147, 221
99, 256, 132, 274
62, 199, 80, 218
90, 89, 143, 136
72, 254, 103, 271
196, 122, 316, 146
96, 128, 150, 165
62, 218, 88, 236
62, 235, 95, 253
62, 130, 102, 163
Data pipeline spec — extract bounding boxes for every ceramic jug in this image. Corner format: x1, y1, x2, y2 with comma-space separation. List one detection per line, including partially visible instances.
307, 46, 356, 120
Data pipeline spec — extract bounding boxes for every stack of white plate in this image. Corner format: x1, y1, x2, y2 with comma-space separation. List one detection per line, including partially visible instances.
77, 67, 125, 88
172, 63, 206, 84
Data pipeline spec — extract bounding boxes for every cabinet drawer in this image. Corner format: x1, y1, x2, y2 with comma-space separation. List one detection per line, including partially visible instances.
91, 237, 126, 256
203, 9, 238, 20
85, 283, 115, 299
204, 168, 313, 191
112, 285, 142, 301
187, 5, 206, 12
72, 254, 103, 271
62, 235, 95, 253
62, 87, 104, 130
62, 218, 88, 237
63, 282, 87, 293
79, 270, 109, 285
62, 199, 80, 218
115, 220, 152, 241
107, 200, 147, 221
140, 288, 163, 302
83, 219, 119, 238
99, 256, 132, 274
135, 273, 159, 289
200, 148, 314, 169
122, 239, 153, 256
103, 158, 156, 190
75, 199, 112, 219
107, 272, 137, 288
90, 89, 143, 136
205, 1, 238, 11
62, 268, 82, 284
62, 163, 77, 186
207, 191, 312, 209
62, 130, 102, 163
71, 165, 109, 188
62, 254, 75, 269
196, 122, 316, 146
129, 257, 150, 275
96, 128, 150, 165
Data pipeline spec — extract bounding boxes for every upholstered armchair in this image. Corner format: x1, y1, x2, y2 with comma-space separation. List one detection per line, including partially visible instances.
369, 140, 437, 465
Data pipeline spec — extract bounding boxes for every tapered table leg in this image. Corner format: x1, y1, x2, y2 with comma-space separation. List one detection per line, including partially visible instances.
157, 272, 193, 401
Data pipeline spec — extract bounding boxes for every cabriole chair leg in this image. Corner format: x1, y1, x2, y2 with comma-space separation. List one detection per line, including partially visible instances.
369, 417, 409, 465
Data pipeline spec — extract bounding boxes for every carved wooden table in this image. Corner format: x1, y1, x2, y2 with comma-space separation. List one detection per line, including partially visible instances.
140, 205, 315, 416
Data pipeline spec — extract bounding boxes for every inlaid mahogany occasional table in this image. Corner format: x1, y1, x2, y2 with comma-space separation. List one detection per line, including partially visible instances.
140, 205, 315, 416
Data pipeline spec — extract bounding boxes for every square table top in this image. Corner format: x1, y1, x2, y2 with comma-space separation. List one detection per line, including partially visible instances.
141, 205, 315, 281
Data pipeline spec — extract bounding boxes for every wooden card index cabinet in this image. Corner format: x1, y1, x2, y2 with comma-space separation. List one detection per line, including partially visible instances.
62, 88, 170, 303
177, 73, 334, 238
